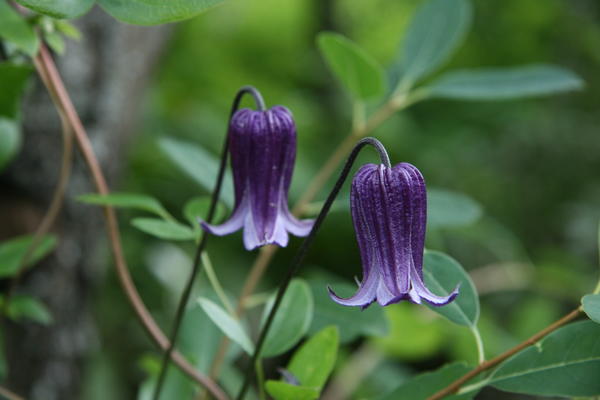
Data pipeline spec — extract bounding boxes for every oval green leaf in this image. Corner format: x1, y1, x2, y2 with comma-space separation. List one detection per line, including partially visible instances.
98, 0, 224, 25
78, 192, 172, 220
261, 279, 314, 358
427, 188, 482, 230
265, 381, 319, 400
159, 137, 234, 208
582, 294, 600, 324
131, 218, 195, 241
422, 65, 583, 101
394, 0, 472, 91
317, 32, 385, 100
0, 234, 57, 278
487, 320, 600, 397
15, 0, 94, 19
197, 297, 254, 355
308, 279, 388, 343
423, 250, 479, 327
287, 326, 339, 389
1, 294, 53, 325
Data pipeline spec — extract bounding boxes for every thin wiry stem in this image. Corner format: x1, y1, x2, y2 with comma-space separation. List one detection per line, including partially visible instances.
32, 43, 229, 400
153, 86, 266, 400
470, 326, 485, 365
0, 385, 25, 400
2, 50, 73, 315
237, 138, 392, 400
206, 94, 414, 387
427, 308, 582, 400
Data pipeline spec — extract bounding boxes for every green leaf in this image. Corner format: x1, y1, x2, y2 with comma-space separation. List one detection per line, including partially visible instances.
423, 250, 479, 327
1, 294, 52, 324
54, 20, 81, 40
0, 0, 39, 56
582, 294, 600, 324
183, 196, 227, 230
98, 0, 224, 25
308, 279, 388, 343
262, 279, 314, 358
0, 234, 57, 278
265, 381, 319, 400
0, 63, 32, 119
378, 362, 476, 400
78, 192, 173, 220
44, 31, 65, 55
0, 117, 21, 171
394, 0, 472, 91
317, 32, 385, 100
15, 0, 94, 19
422, 65, 583, 101
427, 188, 482, 230
487, 321, 600, 397
287, 326, 339, 389
131, 218, 195, 241
159, 137, 234, 208
197, 297, 254, 355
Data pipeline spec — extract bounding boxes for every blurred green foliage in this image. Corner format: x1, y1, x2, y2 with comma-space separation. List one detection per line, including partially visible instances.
77, 0, 600, 397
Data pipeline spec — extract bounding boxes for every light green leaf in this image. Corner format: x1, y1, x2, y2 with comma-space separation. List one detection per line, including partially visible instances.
98, 0, 224, 25
427, 188, 482, 230
317, 32, 385, 100
15, 0, 94, 19
287, 326, 339, 389
44, 31, 65, 55
54, 20, 81, 40
197, 297, 254, 354
378, 362, 476, 400
308, 279, 388, 343
131, 218, 195, 241
159, 137, 234, 208
423, 250, 479, 326
487, 321, 600, 397
0, 234, 57, 278
395, 0, 472, 91
582, 294, 600, 324
0, 0, 39, 56
265, 381, 319, 400
0, 63, 32, 119
1, 294, 52, 324
261, 279, 314, 358
0, 117, 21, 171
183, 196, 227, 231
78, 192, 173, 220
422, 65, 583, 101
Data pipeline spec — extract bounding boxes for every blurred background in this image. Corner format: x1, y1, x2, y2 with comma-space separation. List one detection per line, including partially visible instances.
3, 0, 600, 398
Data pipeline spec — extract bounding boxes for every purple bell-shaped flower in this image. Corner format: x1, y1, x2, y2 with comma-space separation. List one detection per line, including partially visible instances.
328, 162, 459, 308
201, 106, 314, 250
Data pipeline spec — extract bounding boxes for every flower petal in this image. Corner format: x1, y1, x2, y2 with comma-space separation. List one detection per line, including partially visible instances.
409, 263, 459, 306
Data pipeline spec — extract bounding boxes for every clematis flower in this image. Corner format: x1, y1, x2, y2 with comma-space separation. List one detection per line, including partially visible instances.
201, 106, 314, 250
328, 162, 458, 308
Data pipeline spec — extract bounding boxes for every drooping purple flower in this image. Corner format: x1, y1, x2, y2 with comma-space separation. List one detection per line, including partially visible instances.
201, 106, 314, 250
328, 162, 458, 308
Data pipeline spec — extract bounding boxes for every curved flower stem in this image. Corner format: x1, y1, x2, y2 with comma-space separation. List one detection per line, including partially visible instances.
236, 137, 392, 400
205, 95, 415, 390
152, 86, 265, 400
2, 50, 73, 315
31, 43, 230, 400
427, 307, 582, 400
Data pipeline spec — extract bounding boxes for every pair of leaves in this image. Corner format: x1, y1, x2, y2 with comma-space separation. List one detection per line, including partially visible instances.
14, 0, 224, 25
79, 192, 225, 241
318, 0, 582, 104
198, 279, 313, 358
265, 326, 339, 400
